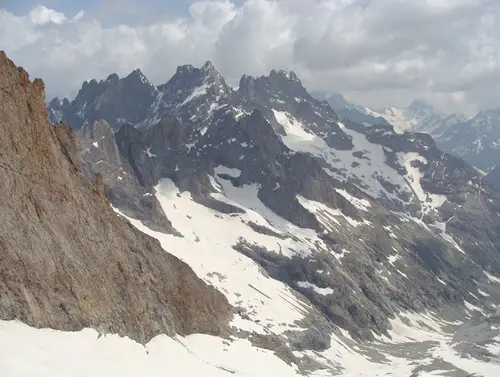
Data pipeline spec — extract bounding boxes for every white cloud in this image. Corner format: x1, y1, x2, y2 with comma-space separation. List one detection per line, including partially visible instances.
1, 1, 499, 115
28, 5, 67, 25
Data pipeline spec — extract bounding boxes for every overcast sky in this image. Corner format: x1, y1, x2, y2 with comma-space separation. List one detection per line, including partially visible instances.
1, 0, 499, 115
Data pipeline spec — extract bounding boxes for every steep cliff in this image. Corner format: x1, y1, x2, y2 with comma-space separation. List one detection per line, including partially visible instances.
0, 51, 231, 343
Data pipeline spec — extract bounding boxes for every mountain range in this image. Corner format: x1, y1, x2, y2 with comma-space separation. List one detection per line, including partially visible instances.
2, 52, 500, 376
318, 92, 500, 176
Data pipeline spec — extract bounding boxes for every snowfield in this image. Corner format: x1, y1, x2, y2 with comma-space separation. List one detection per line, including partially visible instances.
115, 178, 317, 335
0, 320, 303, 377
3, 308, 500, 377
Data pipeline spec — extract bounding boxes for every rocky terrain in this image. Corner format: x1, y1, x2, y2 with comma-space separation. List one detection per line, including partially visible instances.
42, 57, 500, 374
0, 50, 496, 376
0, 51, 231, 344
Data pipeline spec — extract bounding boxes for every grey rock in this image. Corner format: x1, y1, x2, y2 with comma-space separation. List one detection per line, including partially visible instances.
77, 120, 176, 234
48, 69, 158, 130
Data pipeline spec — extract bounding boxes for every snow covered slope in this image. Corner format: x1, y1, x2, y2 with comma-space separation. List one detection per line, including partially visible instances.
3, 279, 500, 377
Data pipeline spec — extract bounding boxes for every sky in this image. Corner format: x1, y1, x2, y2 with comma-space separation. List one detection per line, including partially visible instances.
1, 0, 499, 115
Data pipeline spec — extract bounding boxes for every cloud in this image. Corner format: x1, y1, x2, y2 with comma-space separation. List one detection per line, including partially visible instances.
1, 0, 499, 115
28, 5, 67, 25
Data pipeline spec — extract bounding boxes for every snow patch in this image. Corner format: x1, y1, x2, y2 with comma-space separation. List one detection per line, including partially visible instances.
334, 188, 371, 211
214, 165, 241, 178
297, 195, 371, 228
399, 152, 447, 216
485, 271, 500, 284
144, 147, 156, 158
464, 301, 486, 316
179, 83, 210, 107
297, 281, 334, 296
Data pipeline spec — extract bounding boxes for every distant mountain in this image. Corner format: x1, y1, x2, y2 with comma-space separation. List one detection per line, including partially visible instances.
362, 100, 463, 135
364, 101, 500, 173
313, 91, 390, 127
437, 109, 500, 173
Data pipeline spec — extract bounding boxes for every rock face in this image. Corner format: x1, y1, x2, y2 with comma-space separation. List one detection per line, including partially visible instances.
0, 51, 231, 343
57, 69, 158, 130
77, 119, 176, 233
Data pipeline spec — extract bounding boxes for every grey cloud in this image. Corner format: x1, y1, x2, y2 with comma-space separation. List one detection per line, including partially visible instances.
1, 0, 499, 115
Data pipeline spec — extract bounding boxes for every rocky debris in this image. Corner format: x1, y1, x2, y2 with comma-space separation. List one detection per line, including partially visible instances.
0, 51, 231, 343
233, 215, 483, 342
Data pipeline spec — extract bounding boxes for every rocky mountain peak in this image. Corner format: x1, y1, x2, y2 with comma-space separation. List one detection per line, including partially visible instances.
475, 108, 500, 123
135, 61, 232, 130
269, 68, 300, 82
169, 61, 224, 85
48, 96, 70, 108
237, 74, 256, 100
267, 68, 304, 90
237, 69, 310, 108
201, 60, 215, 71
78, 78, 105, 100
322, 91, 351, 109
175, 63, 195, 75
125, 68, 156, 89
405, 100, 436, 122
48, 67, 158, 130
105, 73, 120, 84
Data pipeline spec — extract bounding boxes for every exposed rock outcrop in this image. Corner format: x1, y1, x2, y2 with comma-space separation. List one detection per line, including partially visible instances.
77, 119, 176, 233
0, 51, 231, 343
